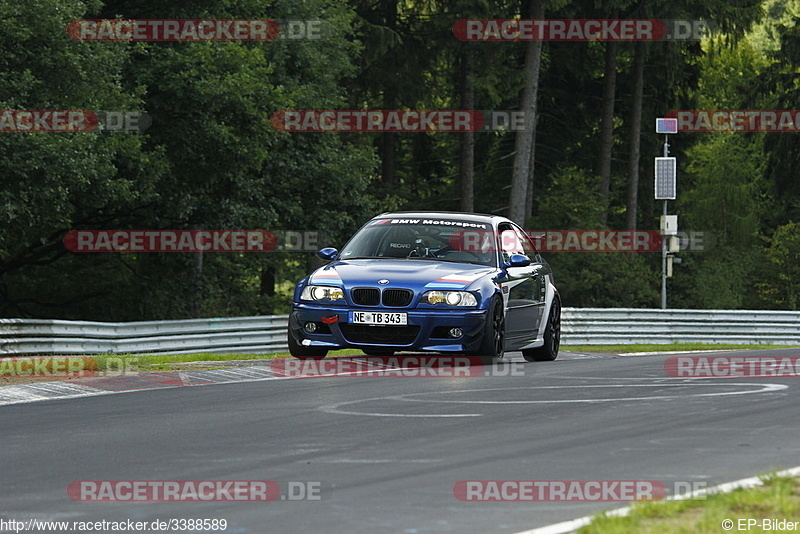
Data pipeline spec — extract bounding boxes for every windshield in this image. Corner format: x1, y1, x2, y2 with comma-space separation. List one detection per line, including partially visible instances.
339, 217, 498, 266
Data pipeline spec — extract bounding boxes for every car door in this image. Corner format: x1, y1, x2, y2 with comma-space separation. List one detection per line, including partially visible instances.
499, 224, 542, 350
516, 224, 547, 333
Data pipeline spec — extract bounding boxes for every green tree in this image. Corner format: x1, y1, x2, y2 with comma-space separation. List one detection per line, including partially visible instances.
0, 0, 167, 317
757, 221, 800, 309
0, 0, 380, 319
671, 35, 772, 309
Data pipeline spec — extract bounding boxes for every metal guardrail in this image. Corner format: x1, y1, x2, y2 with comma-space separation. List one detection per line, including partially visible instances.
562, 308, 800, 345
1, 308, 799, 356
0, 316, 289, 356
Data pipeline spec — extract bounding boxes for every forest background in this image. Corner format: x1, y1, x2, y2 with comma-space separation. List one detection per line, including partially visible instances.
1, 0, 798, 320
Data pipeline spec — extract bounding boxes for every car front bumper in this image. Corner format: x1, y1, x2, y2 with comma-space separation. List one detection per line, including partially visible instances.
289, 303, 489, 353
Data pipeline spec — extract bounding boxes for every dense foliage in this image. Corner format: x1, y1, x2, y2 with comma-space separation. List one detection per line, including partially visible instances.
1, 0, 798, 319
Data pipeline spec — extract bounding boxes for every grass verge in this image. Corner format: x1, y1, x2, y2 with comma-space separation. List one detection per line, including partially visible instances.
578, 473, 800, 534
562, 343, 800, 353
93, 349, 365, 371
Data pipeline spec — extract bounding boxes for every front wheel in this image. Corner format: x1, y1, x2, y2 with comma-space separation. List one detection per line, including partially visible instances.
287, 328, 328, 359
472, 295, 505, 365
522, 297, 560, 362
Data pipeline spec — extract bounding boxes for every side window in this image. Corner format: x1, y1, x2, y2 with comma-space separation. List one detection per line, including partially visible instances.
514, 227, 539, 262
499, 226, 523, 262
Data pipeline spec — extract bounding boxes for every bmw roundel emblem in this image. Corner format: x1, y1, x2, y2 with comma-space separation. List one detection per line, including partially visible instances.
378, 279, 389, 285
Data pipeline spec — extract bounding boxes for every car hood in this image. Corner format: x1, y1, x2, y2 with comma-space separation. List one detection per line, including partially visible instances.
309, 259, 496, 290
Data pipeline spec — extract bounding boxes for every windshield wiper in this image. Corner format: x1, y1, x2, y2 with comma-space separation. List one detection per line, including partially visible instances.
411, 257, 492, 266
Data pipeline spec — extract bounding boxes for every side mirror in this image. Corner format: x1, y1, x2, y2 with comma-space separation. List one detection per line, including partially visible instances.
317, 247, 339, 261
503, 253, 531, 268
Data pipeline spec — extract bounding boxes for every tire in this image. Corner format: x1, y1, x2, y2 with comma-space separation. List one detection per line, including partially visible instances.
362, 349, 395, 357
473, 295, 505, 365
287, 328, 328, 359
522, 297, 560, 362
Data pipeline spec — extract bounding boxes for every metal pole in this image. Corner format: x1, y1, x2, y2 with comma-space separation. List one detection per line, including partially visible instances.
661, 135, 669, 310
661, 200, 667, 309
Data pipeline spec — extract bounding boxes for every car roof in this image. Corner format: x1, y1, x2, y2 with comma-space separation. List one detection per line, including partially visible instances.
375, 211, 512, 225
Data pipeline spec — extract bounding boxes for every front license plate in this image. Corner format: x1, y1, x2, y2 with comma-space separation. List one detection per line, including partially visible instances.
349, 311, 408, 326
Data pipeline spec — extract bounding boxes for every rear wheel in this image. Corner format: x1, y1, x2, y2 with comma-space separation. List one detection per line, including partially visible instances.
522, 297, 560, 362
473, 295, 505, 365
287, 328, 328, 359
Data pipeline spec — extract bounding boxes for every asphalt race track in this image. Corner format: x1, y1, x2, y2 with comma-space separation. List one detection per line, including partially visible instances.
1, 349, 799, 533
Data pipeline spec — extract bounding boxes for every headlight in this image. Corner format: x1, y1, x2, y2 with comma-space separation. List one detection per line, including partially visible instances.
301, 285, 345, 301
421, 290, 477, 307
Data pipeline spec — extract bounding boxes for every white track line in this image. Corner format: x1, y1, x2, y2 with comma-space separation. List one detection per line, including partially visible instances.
620, 349, 745, 356
514, 465, 800, 534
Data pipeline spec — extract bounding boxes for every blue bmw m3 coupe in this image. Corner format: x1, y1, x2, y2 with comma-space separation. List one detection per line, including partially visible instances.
288, 212, 561, 364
